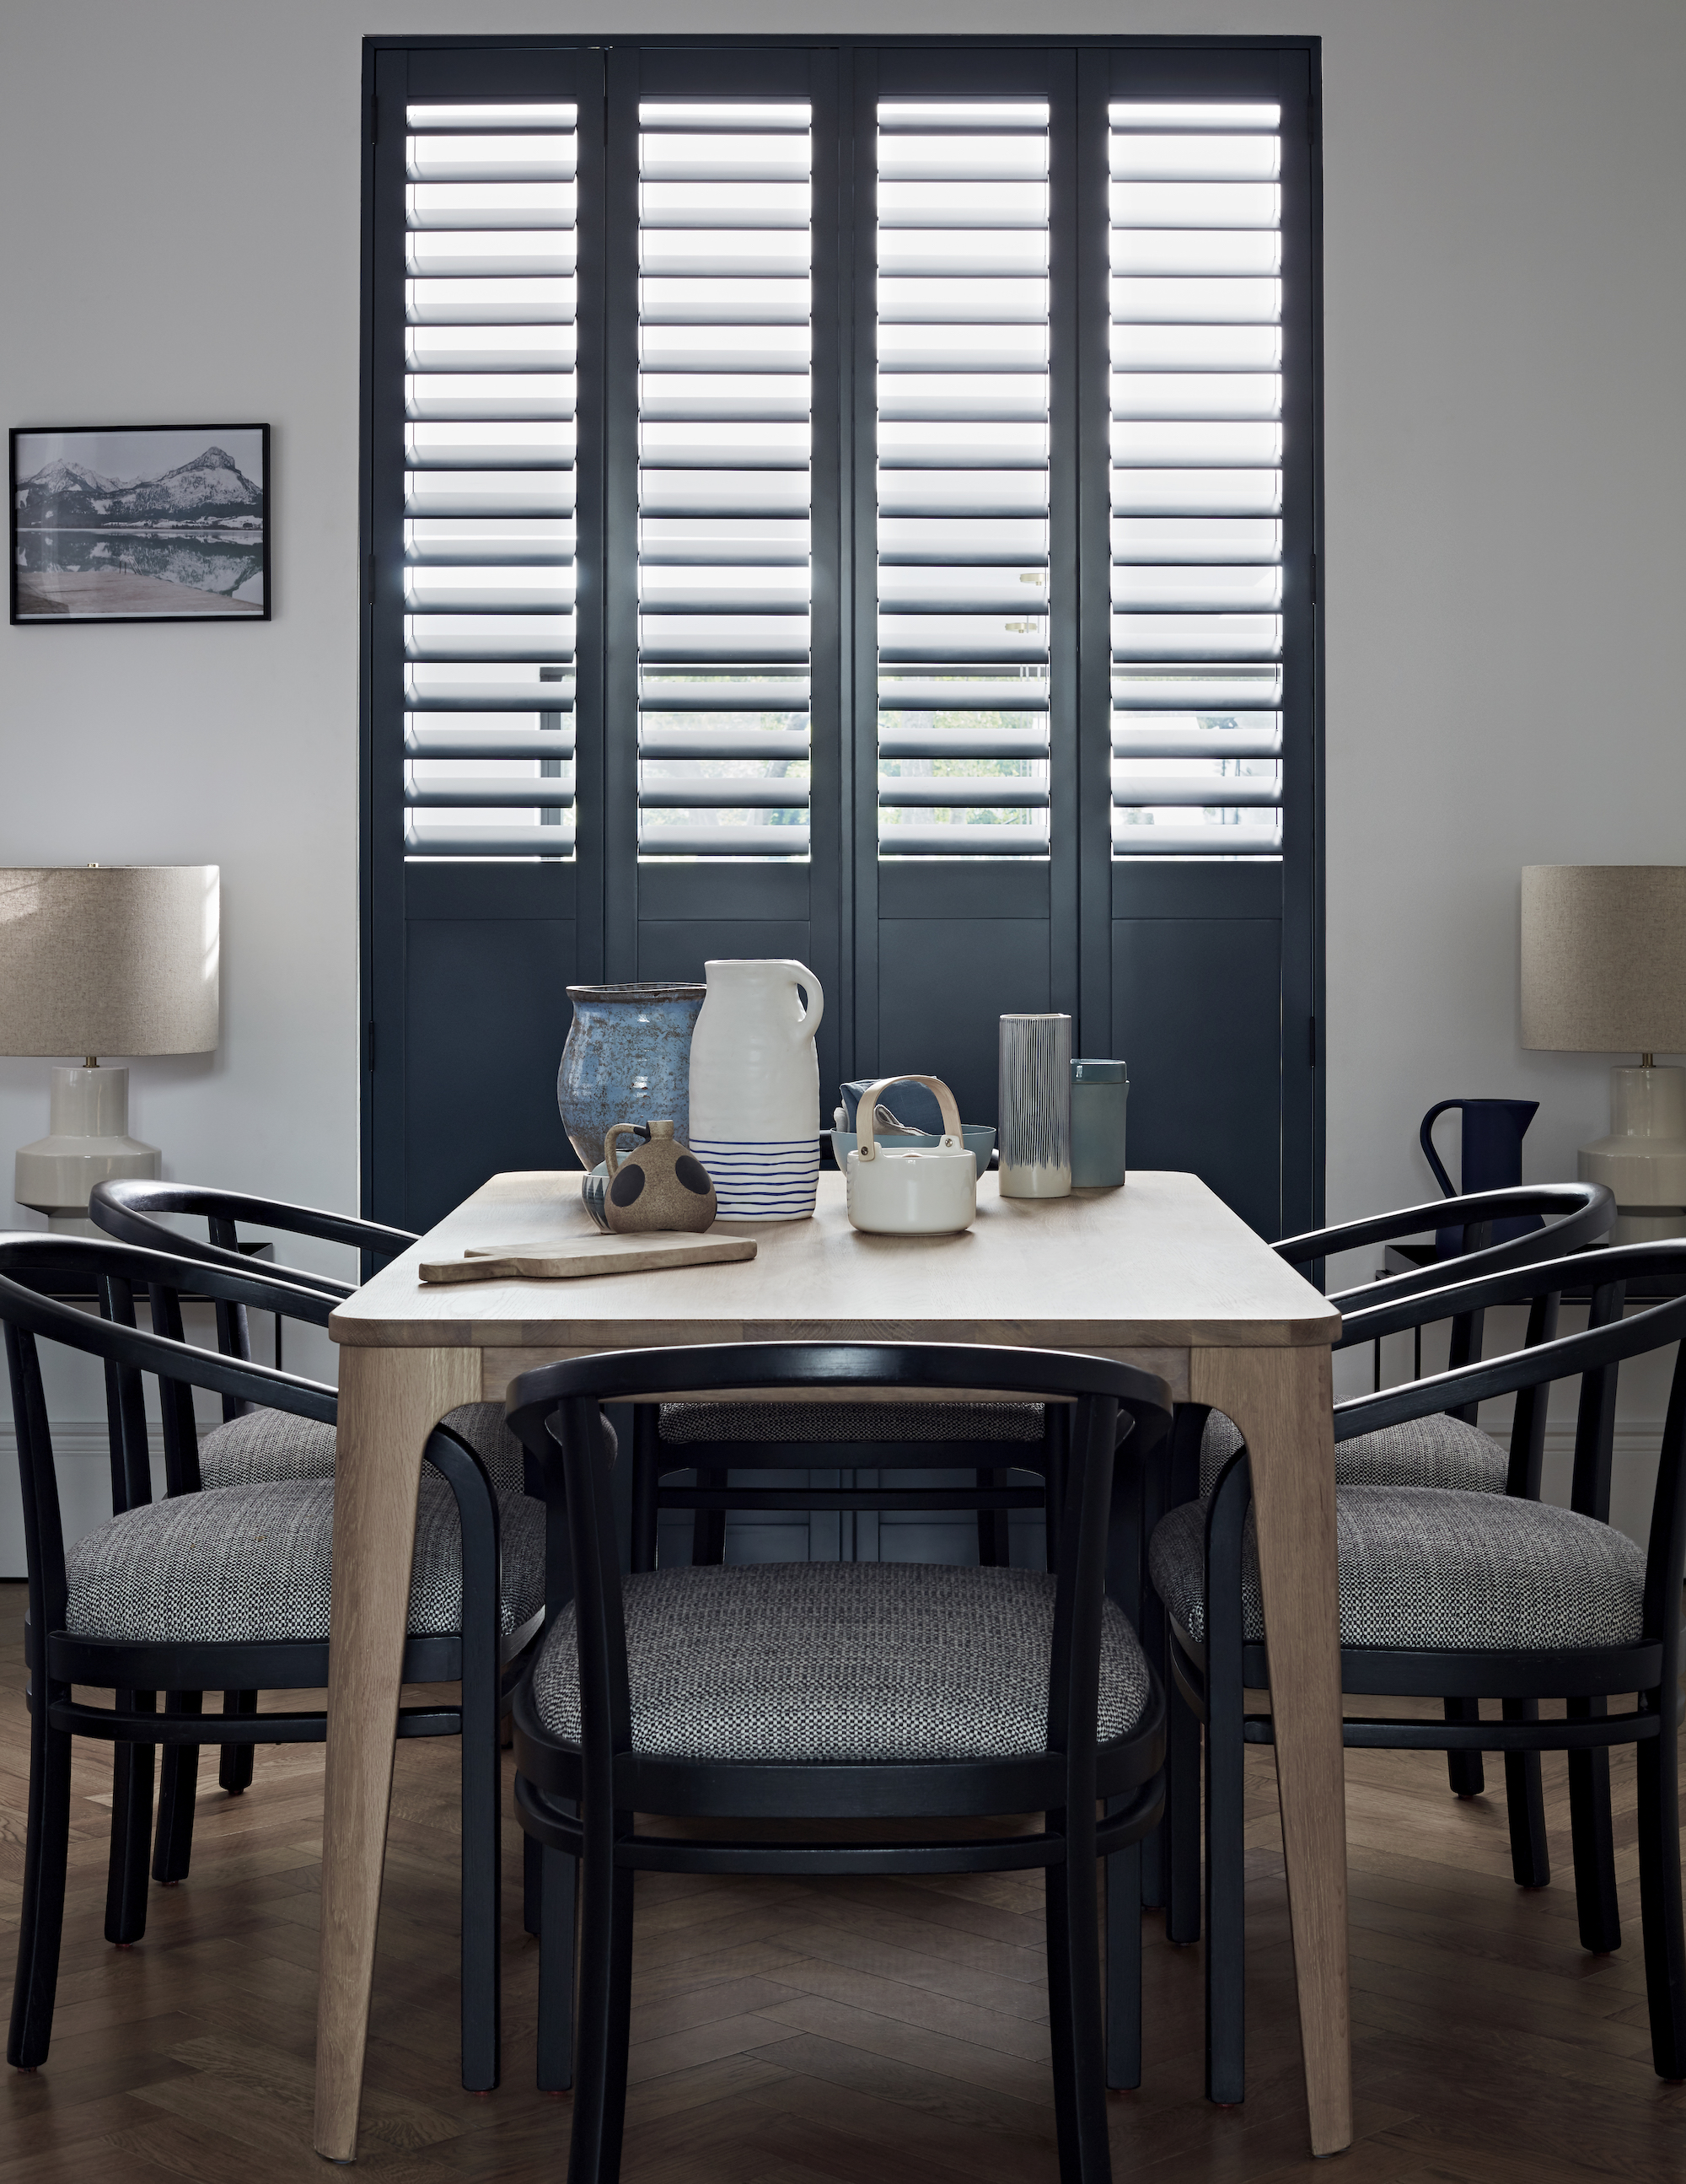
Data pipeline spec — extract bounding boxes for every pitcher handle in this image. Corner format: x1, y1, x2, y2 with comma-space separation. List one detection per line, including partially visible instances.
856, 1075, 963, 1161
604, 1121, 642, 1178
1418, 1100, 1463, 1200
789, 961, 824, 1044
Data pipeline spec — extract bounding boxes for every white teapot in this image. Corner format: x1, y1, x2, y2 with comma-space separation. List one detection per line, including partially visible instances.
845, 1075, 977, 1236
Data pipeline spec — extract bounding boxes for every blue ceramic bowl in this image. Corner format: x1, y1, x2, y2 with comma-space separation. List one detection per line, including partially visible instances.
829, 1125, 996, 1172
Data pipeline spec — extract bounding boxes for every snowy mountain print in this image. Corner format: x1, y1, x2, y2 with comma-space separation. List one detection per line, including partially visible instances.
12, 426, 268, 621
15, 444, 263, 529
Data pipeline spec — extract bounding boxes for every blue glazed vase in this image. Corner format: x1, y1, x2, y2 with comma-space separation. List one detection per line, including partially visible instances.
557, 983, 706, 1173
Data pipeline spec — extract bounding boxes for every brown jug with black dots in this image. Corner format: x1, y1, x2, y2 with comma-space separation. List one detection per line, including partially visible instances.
602, 1119, 717, 1234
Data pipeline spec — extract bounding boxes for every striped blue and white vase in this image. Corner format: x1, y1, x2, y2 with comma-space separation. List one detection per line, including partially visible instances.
687, 959, 824, 1221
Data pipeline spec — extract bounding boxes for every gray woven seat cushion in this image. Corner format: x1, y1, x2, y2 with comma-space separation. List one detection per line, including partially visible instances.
658, 1401, 1045, 1446
1149, 1486, 1645, 1652
1198, 1409, 1507, 1498
64, 1469, 545, 1646
531, 1559, 1148, 1761
197, 1400, 526, 1496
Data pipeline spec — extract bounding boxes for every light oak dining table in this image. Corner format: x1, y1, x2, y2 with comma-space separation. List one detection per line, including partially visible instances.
314, 1166, 1349, 2160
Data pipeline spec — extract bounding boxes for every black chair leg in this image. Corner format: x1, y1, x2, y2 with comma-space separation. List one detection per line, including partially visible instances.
536, 1832, 578, 2093
568, 1822, 635, 2181
459, 1665, 502, 2093
105, 1699, 155, 1946
1138, 1605, 1168, 1912
1568, 1698, 1621, 1953
1204, 1664, 1245, 2103
152, 1695, 202, 1885
1636, 1692, 1686, 2080
1501, 1699, 1549, 1890
1443, 1698, 1485, 1796
691, 1467, 727, 1568
524, 1827, 543, 1940
1164, 1666, 1201, 1946
1104, 1828, 1141, 2091
1045, 1828, 1112, 2182
218, 1693, 257, 1793
8, 1689, 72, 2068
976, 1471, 1010, 1568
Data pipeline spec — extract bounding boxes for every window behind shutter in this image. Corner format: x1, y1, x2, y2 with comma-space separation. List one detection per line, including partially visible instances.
875, 98, 1053, 857
1107, 100, 1285, 857
366, 39, 1321, 1251
636, 100, 814, 858
401, 100, 580, 858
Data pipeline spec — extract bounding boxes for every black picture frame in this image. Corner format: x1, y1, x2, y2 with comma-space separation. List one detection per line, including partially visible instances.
9, 422, 271, 624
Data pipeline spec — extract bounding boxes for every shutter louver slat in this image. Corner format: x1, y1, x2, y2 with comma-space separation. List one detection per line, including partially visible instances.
877, 98, 1051, 857
636, 100, 813, 857
1110, 100, 1285, 859
403, 103, 580, 858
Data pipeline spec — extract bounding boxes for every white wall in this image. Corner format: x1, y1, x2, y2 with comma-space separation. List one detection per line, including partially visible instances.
3, 0, 1684, 1549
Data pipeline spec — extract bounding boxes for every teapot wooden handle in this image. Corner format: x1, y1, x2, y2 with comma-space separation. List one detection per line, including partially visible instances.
604, 1121, 642, 1178
855, 1075, 962, 1159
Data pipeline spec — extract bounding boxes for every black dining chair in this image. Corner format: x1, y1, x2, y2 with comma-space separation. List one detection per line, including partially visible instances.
1142, 1180, 1614, 1936
1273, 1181, 1615, 1814
1151, 1240, 1686, 2106
631, 1396, 1061, 1572
89, 1181, 530, 1826
507, 1340, 1173, 2184
0, 1232, 542, 2091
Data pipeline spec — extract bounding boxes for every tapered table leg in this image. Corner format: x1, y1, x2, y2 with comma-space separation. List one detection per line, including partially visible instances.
1189, 1342, 1350, 2159
314, 1343, 482, 2163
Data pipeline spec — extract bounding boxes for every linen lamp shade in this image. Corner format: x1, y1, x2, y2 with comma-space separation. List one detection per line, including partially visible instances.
1, 866, 219, 1232
0, 865, 218, 1058
1520, 865, 1686, 1057
1519, 864, 1686, 1244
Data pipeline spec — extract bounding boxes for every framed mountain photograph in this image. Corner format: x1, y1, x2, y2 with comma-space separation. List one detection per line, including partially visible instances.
10, 423, 269, 622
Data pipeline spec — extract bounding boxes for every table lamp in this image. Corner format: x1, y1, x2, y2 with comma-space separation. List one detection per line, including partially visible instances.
1520, 864, 1686, 1245
0, 865, 220, 1234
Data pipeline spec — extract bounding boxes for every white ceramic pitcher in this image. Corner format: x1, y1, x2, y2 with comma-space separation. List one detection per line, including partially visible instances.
688, 960, 824, 1220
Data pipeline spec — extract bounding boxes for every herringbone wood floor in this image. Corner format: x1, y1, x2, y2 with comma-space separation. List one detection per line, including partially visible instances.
3, 1581, 1684, 2183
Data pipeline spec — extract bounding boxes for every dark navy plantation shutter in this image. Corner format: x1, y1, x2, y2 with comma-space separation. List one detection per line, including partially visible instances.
363, 37, 1320, 1249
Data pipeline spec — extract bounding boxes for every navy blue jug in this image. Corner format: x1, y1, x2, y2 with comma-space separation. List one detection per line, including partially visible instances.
1420, 1099, 1540, 1256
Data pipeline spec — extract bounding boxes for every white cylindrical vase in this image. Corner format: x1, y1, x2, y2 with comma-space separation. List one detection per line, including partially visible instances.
998, 1014, 1071, 1199
687, 960, 824, 1220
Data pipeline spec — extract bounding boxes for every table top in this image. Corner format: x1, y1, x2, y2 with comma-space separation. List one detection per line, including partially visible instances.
330, 1169, 1341, 1353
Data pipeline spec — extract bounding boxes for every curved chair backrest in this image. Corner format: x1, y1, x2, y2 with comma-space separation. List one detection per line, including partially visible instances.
88, 1179, 417, 1302
1275, 1181, 1613, 1329
0, 1233, 341, 1644
1336, 1241, 1686, 1649
1333, 1237, 1684, 1527
1195, 1242, 1686, 1662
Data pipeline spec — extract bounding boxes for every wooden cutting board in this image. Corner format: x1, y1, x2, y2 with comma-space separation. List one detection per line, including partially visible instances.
417, 1232, 758, 1284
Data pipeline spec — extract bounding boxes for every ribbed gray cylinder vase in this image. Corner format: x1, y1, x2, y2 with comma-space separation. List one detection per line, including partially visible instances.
998, 1014, 1071, 1199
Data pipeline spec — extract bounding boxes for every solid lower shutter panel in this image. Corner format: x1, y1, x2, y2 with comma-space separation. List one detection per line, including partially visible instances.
402, 101, 580, 858
1109, 100, 1286, 858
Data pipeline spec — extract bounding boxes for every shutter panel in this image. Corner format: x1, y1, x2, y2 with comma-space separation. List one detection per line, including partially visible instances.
636, 100, 813, 858
402, 101, 579, 857
1109, 100, 1285, 857
876, 99, 1052, 857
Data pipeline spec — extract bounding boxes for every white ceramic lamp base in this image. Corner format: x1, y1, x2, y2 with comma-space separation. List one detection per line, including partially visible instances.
13, 1065, 160, 1236
1577, 1063, 1686, 1245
